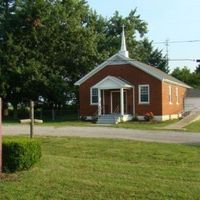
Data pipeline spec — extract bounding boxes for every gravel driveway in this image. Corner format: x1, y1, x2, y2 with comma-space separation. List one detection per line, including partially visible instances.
2, 124, 200, 144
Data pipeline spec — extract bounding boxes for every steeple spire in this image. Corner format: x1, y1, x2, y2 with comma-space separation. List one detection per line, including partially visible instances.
119, 25, 129, 58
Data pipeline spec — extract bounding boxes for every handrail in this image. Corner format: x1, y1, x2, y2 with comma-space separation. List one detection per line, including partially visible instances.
94, 105, 106, 116
181, 107, 200, 118
113, 105, 119, 114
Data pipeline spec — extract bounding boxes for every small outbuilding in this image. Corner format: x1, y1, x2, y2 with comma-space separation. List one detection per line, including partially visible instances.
184, 89, 200, 112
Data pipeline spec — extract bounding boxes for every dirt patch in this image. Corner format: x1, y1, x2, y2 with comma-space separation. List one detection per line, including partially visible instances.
0, 173, 18, 181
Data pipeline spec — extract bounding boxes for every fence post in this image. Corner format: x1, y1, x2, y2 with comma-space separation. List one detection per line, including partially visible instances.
52, 104, 55, 121
0, 98, 2, 172
30, 101, 34, 138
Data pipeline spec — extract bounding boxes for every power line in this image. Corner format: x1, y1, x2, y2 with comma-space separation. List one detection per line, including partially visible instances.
154, 40, 200, 44
169, 59, 197, 62
153, 39, 200, 64
104, 59, 199, 62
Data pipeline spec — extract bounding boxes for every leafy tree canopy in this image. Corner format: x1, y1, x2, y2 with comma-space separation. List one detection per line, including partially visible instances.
171, 66, 200, 88
0, 0, 168, 107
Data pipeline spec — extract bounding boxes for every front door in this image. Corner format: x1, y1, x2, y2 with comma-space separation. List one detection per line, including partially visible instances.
112, 92, 120, 113
111, 91, 127, 114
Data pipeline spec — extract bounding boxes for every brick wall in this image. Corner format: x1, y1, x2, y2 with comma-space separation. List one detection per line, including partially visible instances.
79, 64, 163, 116
162, 82, 187, 115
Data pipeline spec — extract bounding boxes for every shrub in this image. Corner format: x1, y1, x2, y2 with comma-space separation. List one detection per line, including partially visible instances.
2, 138, 41, 172
132, 113, 139, 121
144, 112, 154, 121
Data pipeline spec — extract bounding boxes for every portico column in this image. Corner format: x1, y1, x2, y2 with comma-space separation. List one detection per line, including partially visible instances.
98, 89, 101, 115
120, 88, 124, 115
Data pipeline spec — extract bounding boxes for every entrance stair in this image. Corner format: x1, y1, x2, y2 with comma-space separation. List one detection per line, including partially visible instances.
97, 114, 122, 124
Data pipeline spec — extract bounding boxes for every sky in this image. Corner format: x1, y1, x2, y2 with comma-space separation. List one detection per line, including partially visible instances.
87, 0, 200, 72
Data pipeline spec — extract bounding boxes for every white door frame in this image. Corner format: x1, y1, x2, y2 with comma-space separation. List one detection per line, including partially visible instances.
110, 90, 127, 114
132, 86, 135, 115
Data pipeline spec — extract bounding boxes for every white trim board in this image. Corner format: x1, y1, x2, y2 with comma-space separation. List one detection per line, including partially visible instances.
92, 76, 133, 89
138, 84, 150, 105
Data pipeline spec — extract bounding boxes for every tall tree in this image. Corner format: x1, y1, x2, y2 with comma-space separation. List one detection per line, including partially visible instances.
0, 1, 168, 109
171, 66, 200, 88
0, 0, 99, 107
195, 64, 200, 73
91, 10, 168, 73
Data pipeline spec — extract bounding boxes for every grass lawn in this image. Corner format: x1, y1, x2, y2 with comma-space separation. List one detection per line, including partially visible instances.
1, 136, 200, 200
38, 119, 179, 130
42, 120, 95, 127
114, 119, 178, 130
3, 113, 179, 130
185, 120, 200, 132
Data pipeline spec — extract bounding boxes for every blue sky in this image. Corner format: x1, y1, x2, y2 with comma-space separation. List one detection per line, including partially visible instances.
87, 0, 200, 72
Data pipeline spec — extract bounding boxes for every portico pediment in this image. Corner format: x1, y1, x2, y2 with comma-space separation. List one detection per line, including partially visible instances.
92, 76, 133, 89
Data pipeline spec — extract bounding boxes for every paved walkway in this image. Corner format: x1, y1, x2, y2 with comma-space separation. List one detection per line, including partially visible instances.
164, 111, 200, 130
3, 124, 200, 144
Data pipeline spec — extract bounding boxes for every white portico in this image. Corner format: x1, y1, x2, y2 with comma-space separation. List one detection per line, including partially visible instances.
91, 76, 133, 116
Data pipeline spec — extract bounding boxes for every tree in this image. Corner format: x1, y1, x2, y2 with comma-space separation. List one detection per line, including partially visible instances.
171, 66, 200, 88
91, 10, 168, 73
0, 0, 99, 107
195, 64, 200, 73
135, 38, 169, 73
0, 1, 168, 110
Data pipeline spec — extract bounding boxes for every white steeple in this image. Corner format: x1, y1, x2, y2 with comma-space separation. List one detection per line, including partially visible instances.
119, 25, 129, 58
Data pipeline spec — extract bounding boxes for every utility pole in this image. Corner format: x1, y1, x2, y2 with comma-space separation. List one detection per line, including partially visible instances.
0, 98, 2, 173
165, 39, 169, 66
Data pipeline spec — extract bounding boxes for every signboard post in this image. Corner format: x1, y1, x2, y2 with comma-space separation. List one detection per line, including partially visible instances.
30, 101, 34, 138
20, 100, 43, 138
0, 98, 2, 173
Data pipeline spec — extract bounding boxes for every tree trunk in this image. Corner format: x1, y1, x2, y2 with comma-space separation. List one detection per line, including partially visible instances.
52, 105, 55, 121
13, 104, 18, 120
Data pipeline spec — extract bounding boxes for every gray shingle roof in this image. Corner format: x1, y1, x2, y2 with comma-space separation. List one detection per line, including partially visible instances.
132, 60, 191, 88
186, 89, 200, 97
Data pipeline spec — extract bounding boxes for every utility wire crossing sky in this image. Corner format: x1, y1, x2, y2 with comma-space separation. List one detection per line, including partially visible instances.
87, 0, 200, 72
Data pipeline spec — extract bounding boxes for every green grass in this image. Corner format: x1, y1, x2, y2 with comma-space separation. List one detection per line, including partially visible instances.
185, 120, 200, 132
40, 119, 178, 130
1, 136, 200, 200
3, 114, 179, 130
114, 119, 178, 130
42, 120, 95, 127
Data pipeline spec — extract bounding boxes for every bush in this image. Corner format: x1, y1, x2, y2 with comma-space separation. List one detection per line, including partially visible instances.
2, 138, 41, 172
132, 113, 139, 121
144, 112, 154, 121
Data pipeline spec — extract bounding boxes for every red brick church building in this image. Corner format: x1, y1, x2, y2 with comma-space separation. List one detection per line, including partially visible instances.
75, 27, 191, 123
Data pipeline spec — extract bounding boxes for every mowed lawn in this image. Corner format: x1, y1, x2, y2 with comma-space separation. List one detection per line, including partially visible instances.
185, 120, 200, 132
1, 137, 200, 200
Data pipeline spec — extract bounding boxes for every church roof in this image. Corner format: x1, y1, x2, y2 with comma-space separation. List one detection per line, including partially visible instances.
75, 53, 191, 88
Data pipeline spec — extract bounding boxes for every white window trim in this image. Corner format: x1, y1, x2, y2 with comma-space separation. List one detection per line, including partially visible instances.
138, 84, 150, 104
90, 87, 98, 105
169, 85, 172, 104
176, 87, 179, 104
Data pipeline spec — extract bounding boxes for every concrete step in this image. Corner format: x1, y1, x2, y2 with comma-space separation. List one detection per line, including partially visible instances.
97, 115, 121, 124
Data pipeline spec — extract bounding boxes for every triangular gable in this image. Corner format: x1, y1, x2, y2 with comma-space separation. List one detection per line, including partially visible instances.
74, 54, 129, 86
92, 76, 133, 89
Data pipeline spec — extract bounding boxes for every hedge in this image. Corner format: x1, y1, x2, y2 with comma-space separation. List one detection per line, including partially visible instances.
2, 138, 41, 172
